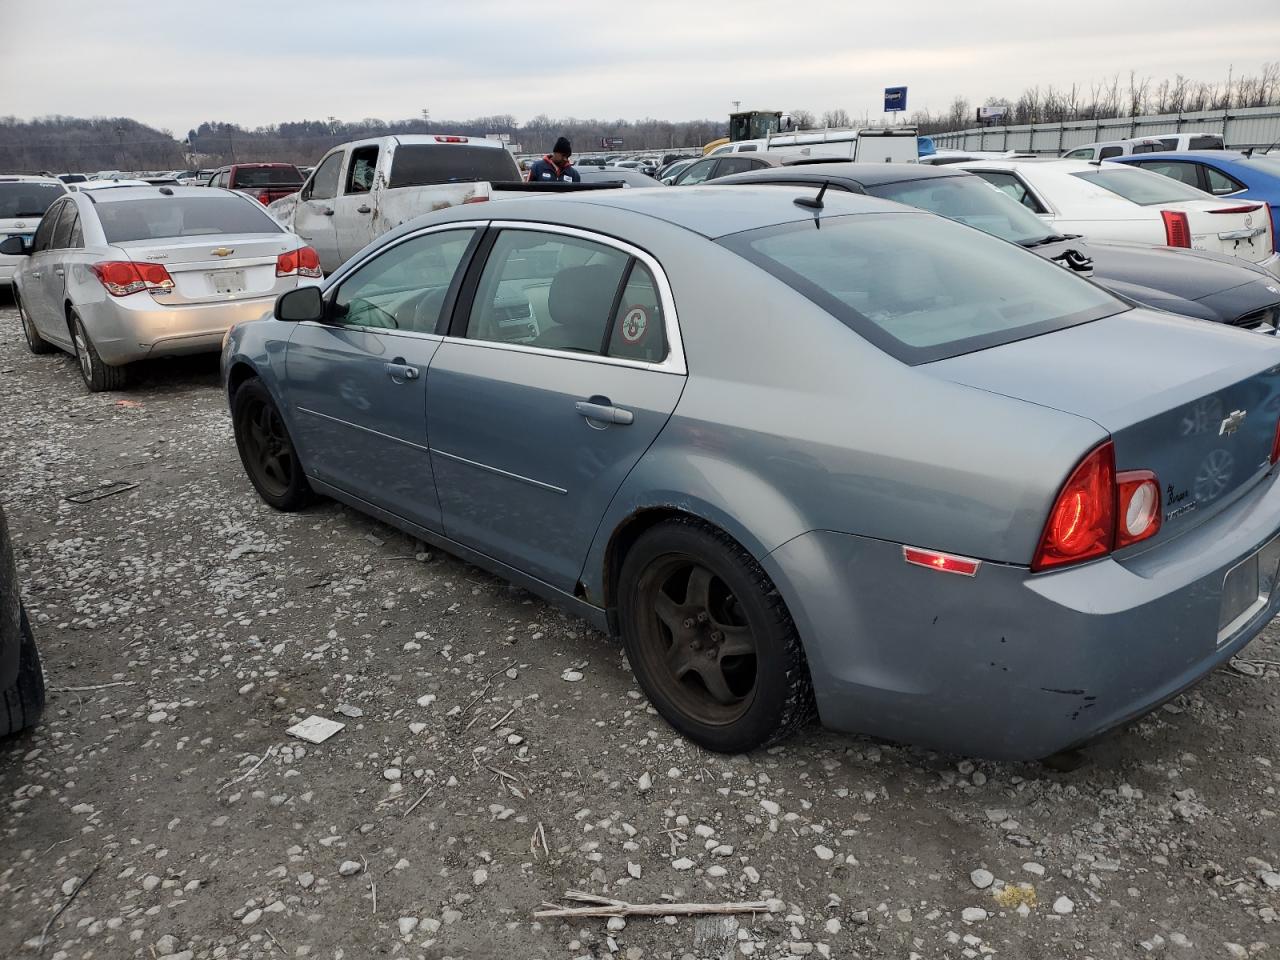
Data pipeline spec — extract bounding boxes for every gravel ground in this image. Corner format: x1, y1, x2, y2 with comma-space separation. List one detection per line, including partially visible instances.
1, 290, 1279, 960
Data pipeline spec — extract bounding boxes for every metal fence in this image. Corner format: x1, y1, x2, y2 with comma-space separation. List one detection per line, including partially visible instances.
931, 105, 1280, 155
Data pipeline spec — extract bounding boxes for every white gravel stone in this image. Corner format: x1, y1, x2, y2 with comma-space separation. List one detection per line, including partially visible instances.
297, 872, 314, 889
338, 860, 362, 877
825, 918, 841, 934
760, 799, 781, 816
607, 917, 626, 932
637, 772, 652, 792
473, 867, 488, 886
60, 877, 79, 896
1052, 896, 1074, 915
397, 917, 419, 936
672, 857, 695, 870
383, 767, 402, 782
962, 907, 988, 923
814, 845, 835, 861
561, 669, 584, 682
970, 868, 994, 889
241, 908, 262, 926
627, 862, 642, 879
1022, 861, 1046, 876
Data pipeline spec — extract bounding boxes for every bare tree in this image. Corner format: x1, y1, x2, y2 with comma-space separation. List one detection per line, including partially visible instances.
789, 109, 817, 129
821, 108, 852, 128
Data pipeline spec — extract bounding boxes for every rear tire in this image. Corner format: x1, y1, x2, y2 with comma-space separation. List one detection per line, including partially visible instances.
71, 311, 128, 392
617, 518, 815, 753
16, 293, 54, 355
232, 377, 313, 511
1, 609, 45, 737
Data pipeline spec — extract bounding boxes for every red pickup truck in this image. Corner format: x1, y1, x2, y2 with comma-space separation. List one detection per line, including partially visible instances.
206, 163, 304, 206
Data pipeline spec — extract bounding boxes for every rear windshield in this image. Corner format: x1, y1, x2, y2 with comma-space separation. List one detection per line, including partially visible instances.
97, 196, 283, 242
232, 166, 302, 187
388, 144, 520, 188
1072, 168, 1209, 204
866, 175, 1054, 246
719, 212, 1124, 364
0, 182, 65, 219
1190, 135, 1224, 150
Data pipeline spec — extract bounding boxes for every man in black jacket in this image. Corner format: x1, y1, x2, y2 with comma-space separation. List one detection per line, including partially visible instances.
527, 137, 581, 183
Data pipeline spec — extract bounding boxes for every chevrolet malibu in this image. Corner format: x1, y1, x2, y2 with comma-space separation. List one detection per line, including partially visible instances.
222, 187, 1280, 760
1, 184, 322, 391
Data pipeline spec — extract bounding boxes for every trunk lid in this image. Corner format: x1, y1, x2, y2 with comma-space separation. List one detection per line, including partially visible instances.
114, 233, 299, 305
928, 308, 1280, 549
1168, 199, 1275, 266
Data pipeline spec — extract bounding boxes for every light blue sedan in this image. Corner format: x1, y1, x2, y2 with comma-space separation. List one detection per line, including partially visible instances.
223, 187, 1280, 759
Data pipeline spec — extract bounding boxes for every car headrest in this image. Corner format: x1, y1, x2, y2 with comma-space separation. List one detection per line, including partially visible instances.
548, 264, 622, 336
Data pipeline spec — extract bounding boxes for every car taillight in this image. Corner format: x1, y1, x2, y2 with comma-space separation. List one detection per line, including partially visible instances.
1032, 441, 1116, 572
276, 246, 321, 279
258, 191, 271, 205
90, 260, 174, 297
434, 136, 468, 143
1161, 210, 1191, 248
463, 195, 489, 204
1265, 202, 1277, 255
1207, 204, 1263, 214
1271, 414, 1280, 465
1115, 470, 1161, 549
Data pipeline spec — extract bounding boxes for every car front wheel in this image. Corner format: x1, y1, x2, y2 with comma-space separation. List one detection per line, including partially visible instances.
232, 377, 313, 511
618, 518, 815, 753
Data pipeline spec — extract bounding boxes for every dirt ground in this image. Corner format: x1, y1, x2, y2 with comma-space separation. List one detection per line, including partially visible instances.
0, 290, 1278, 960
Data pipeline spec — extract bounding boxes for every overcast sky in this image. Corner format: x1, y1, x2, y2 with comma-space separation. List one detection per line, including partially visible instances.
5, 0, 1280, 133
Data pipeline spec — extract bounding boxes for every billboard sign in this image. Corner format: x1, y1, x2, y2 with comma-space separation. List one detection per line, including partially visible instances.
884, 86, 907, 113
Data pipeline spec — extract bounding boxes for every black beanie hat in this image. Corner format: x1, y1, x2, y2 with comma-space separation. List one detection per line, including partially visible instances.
553, 136, 572, 156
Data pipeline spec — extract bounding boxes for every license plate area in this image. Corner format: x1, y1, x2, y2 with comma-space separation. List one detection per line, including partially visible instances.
208, 269, 245, 295
1218, 535, 1280, 644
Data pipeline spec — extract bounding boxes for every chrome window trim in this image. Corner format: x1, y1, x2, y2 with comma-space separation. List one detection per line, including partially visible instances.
445, 220, 687, 376
310, 220, 490, 338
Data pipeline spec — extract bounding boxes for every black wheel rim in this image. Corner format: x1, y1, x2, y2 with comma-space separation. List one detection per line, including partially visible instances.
239, 397, 295, 498
632, 554, 757, 725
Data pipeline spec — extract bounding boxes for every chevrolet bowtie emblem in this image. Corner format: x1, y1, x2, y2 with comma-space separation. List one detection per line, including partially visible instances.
212, 247, 235, 257
1219, 409, 1247, 436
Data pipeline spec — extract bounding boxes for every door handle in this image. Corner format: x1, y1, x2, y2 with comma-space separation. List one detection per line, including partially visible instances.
30, 271, 41, 279
356, 205, 372, 214
575, 399, 633, 425
321, 206, 334, 216
384, 360, 419, 382
55, 269, 64, 278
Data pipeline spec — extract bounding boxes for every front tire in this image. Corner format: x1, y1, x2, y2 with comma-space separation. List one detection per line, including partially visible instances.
71, 311, 128, 391
618, 518, 815, 753
232, 377, 313, 511
1, 609, 45, 737
16, 293, 54, 355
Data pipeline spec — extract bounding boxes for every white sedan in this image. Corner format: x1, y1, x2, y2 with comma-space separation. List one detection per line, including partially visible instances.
955, 158, 1278, 275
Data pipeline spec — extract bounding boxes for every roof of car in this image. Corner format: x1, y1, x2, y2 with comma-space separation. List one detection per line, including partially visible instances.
498, 184, 912, 239
0, 174, 65, 185
77, 185, 249, 204
1110, 150, 1250, 163
720, 161, 964, 188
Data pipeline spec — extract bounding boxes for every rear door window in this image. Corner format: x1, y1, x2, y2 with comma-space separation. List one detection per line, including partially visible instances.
717, 156, 762, 177
1190, 135, 1224, 150
606, 261, 668, 363
1203, 165, 1245, 195
50, 202, 78, 248
388, 144, 519, 187
1099, 146, 1123, 159
720, 212, 1124, 364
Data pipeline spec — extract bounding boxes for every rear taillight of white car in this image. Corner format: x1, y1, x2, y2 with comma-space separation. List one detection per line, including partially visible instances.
1032, 441, 1162, 572
90, 261, 174, 297
1266, 202, 1278, 255
1160, 210, 1191, 248
276, 246, 322, 279
257, 191, 272, 206
1270, 414, 1280, 466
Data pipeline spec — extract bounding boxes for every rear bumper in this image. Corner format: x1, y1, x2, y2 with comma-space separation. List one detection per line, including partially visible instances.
1260, 252, 1280, 278
78, 293, 286, 365
0, 259, 17, 285
763, 468, 1280, 760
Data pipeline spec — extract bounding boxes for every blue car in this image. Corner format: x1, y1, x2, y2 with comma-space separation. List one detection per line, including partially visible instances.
1111, 151, 1280, 242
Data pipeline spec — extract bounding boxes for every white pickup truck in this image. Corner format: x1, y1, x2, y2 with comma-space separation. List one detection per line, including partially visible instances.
267, 135, 522, 274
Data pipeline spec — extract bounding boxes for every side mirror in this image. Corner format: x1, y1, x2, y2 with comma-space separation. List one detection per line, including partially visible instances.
0, 236, 29, 256
275, 285, 324, 323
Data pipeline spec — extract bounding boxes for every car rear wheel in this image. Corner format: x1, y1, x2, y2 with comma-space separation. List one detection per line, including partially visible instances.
1, 608, 45, 737
16, 293, 54, 355
232, 377, 313, 512
618, 518, 815, 753
71, 312, 127, 391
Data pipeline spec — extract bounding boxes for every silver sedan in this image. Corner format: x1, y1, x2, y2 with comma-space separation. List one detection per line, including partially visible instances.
2, 185, 321, 391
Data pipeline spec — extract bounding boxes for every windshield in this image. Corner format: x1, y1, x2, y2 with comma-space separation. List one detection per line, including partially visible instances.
0, 182, 65, 219
388, 145, 520, 187
1073, 168, 1209, 205
232, 166, 302, 187
97, 196, 283, 242
719, 212, 1125, 364
866, 175, 1055, 245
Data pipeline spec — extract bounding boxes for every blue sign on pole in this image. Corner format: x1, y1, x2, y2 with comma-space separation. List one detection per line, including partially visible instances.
884, 86, 908, 113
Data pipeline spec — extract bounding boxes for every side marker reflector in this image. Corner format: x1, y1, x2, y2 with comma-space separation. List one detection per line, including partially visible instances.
903, 546, 981, 577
